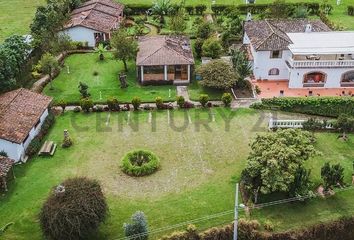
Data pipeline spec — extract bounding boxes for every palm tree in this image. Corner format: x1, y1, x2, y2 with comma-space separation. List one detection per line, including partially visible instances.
151, 0, 173, 24
94, 43, 107, 60
231, 50, 252, 88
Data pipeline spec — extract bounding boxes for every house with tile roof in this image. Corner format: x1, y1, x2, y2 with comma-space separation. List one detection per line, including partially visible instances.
0, 89, 52, 162
136, 36, 195, 85
61, 0, 124, 47
243, 19, 354, 97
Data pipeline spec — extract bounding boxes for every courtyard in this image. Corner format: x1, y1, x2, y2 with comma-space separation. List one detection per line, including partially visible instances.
0, 109, 353, 239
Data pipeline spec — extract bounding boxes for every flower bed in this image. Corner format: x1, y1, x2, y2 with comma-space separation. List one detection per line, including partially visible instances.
121, 150, 160, 177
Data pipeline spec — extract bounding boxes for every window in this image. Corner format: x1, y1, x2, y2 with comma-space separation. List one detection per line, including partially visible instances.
341, 71, 354, 83
303, 72, 326, 87
270, 50, 282, 59
268, 68, 280, 75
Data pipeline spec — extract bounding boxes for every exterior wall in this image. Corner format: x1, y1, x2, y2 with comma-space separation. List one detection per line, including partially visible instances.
252, 49, 291, 80
0, 109, 49, 162
288, 68, 354, 88
61, 26, 102, 47
139, 65, 192, 84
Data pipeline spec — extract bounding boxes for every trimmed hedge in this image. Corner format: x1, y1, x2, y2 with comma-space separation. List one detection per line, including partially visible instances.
121, 150, 160, 177
125, 4, 152, 15
348, 6, 354, 16
251, 97, 354, 117
161, 217, 354, 240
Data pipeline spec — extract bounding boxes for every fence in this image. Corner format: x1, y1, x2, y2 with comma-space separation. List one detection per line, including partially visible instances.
269, 118, 334, 129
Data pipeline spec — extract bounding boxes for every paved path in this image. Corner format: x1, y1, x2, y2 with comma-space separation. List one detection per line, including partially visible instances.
176, 86, 190, 101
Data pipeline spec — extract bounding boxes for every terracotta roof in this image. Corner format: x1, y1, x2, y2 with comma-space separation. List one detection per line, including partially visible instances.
0, 88, 52, 144
244, 19, 331, 51
64, 0, 124, 33
0, 156, 15, 178
137, 36, 195, 66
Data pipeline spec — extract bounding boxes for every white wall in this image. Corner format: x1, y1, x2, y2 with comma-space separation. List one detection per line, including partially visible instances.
289, 68, 354, 88
253, 50, 291, 80
61, 26, 101, 47
0, 109, 49, 162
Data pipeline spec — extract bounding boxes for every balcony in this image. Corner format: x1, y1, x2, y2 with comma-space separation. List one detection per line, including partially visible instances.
287, 58, 354, 69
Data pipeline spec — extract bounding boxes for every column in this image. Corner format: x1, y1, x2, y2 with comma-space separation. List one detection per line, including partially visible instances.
164, 65, 168, 81
141, 66, 144, 82
187, 65, 191, 82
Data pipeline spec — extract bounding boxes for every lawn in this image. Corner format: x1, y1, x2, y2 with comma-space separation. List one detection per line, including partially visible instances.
43, 53, 177, 104
1, 0, 353, 41
0, 109, 353, 239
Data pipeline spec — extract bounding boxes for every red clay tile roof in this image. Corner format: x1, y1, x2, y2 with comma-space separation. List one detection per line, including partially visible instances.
0, 88, 52, 144
244, 19, 331, 51
137, 36, 195, 66
0, 156, 15, 178
64, 0, 124, 33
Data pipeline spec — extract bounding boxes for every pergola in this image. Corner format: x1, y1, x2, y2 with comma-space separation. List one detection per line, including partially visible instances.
0, 156, 15, 192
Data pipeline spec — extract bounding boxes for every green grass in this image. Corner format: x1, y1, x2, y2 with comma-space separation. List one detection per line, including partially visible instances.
43, 53, 176, 104
188, 80, 225, 101
1, 0, 353, 41
0, 109, 353, 239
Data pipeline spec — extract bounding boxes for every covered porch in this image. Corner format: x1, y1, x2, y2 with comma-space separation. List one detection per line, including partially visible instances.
139, 65, 191, 84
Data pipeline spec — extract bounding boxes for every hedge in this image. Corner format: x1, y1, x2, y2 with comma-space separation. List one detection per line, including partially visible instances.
125, 4, 153, 15
161, 217, 354, 240
251, 97, 354, 117
348, 6, 354, 16
121, 150, 160, 177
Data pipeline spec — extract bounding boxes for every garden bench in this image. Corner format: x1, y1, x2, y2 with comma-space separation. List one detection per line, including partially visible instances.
38, 141, 57, 156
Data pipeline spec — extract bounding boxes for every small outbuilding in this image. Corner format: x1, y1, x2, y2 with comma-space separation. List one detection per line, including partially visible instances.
136, 36, 195, 85
0, 88, 52, 162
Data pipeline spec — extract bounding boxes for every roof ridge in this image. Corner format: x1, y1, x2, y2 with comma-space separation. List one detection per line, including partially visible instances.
139, 40, 165, 65
164, 44, 193, 64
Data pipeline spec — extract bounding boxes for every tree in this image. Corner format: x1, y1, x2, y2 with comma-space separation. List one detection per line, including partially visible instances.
197, 60, 238, 90
321, 162, 344, 191
38, 53, 59, 90
292, 6, 309, 18
231, 50, 252, 88
110, 29, 138, 72
241, 129, 317, 203
263, 0, 292, 19
221, 93, 233, 107
302, 118, 324, 136
78, 82, 90, 98
202, 38, 223, 59
94, 43, 107, 61
334, 114, 354, 140
40, 177, 108, 240
151, 0, 173, 24
194, 38, 204, 59
221, 9, 243, 48
196, 22, 213, 39
124, 211, 149, 240
288, 167, 312, 197
169, 7, 187, 34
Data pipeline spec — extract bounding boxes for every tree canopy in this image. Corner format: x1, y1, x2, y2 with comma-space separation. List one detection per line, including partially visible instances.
241, 129, 317, 203
197, 60, 238, 90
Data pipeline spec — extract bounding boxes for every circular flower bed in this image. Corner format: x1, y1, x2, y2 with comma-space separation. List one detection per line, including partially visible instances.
121, 150, 160, 177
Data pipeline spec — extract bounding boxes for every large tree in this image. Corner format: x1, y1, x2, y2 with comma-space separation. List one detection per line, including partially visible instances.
197, 60, 238, 90
38, 53, 59, 90
202, 38, 223, 59
231, 50, 252, 85
110, 29, 138, 72
169, 7, 187, 34
241, 129, 317, 203
334, 114, 354, 140
151, 0, 173, 24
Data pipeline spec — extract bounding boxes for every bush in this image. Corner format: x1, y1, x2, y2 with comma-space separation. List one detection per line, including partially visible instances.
195, 4, 207, 15
252, 97, 354, 117
26, 137, 42, 156
348, 6, 354, 16
132, 97, 142, 111
80, 98, 93, 112
121, 150, 160, 177
125, 4, 153, 15
199, 94, 209, 107
40, 177, 108, 240
221, 93, 232, 107
0, 150, 8, 157
155, 96, 164, 109
202, 38, 223, 59
124, 211, 149, 240
58, 99, 67, 113
194, 38, 204, 59
107, 97, 120, 111
185, 6, 194, 15
176, 96, 185, 108
183, 101, 195, 109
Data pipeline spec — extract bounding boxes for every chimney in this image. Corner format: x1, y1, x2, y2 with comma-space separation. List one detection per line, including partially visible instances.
305, 24, 312, 33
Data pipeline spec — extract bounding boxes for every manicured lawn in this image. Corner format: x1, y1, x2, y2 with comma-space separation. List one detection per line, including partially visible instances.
188, 80, 225, 101
0, 109, 353, 239
1, 0, 353, 41
43, 53, 176, 104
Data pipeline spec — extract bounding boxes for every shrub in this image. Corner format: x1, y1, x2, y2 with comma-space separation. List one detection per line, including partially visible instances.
126, 4, 153, 15
0, 150, 8, 157
155, 96, 164, 109
80, 98, 93, 112
40, 177, 108, 240
107, 97, 120, 111
348, 6, 354, 16
26, 137, 41, 156
185, 6, 194, 15
195, 4, 207, 15
221, 93, 232, 107
78, 82, 90, 98
121, 150, 160, 177
58, 99, 67, 113
251, 97, 354, 117
183, 101, 195, 109
263, 220, 274, 232
194, 38, 204, 59
132, 97, 142, 111
93, 71, 99, 76
199, 94, 209, 107
321, 162, 345, 191
202, 37, 223, 59
124, 211, 149, 240
176, 96, 185, 108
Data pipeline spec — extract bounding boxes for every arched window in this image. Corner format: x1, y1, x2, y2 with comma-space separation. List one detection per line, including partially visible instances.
268, 68, 280, 75
303, 72, 326, 87
341, 71, 354, 83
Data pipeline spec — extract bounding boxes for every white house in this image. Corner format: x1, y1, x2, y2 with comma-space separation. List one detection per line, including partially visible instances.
0, 89, 52, 162
61, 0, 124, 47
243, 19, 354, 94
